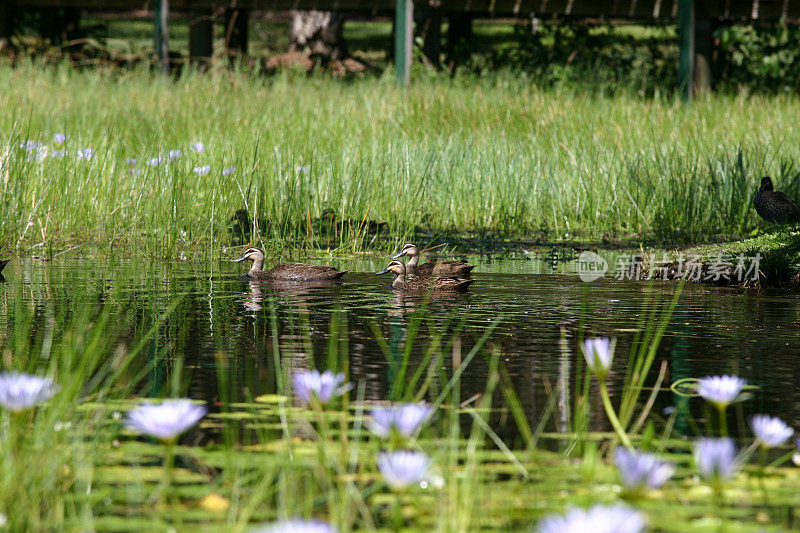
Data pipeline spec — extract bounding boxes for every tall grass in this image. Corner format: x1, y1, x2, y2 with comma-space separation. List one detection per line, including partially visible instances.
1, 63, 800, 258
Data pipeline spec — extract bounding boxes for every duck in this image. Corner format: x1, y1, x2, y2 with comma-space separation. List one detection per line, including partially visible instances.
229, 209, 268, 244
232, 247, 347, 281
377, 260, 474, 292
391, 243, 474, 277
0, 260, 8, 274
753, 176, 800, 225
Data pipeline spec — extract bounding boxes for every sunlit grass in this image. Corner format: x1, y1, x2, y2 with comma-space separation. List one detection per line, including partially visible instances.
1, 62, 798, 261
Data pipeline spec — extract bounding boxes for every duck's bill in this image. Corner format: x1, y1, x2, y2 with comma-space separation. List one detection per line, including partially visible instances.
391, 251, 405, 259
375, 268, 390, 275
231, 255, 248, 263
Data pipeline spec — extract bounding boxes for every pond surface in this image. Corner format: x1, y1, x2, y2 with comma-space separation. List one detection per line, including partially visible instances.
1, 252, 798, 441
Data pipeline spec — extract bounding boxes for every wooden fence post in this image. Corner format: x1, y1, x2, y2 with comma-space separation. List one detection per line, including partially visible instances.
189, 13, 214, 67
394, 0, 413, 85
224, 8, 250, 58
678, 0, 694, 100
154, 0, 170, 73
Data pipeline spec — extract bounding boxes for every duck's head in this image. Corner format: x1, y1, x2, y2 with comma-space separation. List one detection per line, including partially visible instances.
760, 176, 774, 192
376, 260, 406, 276
232, 247, 265, 263
391, 243, 419, 259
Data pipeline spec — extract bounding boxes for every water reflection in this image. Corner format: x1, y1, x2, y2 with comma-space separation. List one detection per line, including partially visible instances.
0, 255, 799, 441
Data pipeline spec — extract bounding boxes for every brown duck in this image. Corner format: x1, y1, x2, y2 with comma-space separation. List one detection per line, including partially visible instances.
753, 176, 800, 224
392, 243, 474, 277
377, 260, 474, 292
232, 247, 347, 281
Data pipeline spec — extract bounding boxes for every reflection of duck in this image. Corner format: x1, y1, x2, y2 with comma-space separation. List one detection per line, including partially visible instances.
377, 260, 474, 292
392, 243, 474, 277
244, 280, 264, 312
232, 247, 348, 281
753, 176, 800, 224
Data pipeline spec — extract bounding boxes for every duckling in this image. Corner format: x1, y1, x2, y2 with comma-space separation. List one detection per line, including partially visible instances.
377, 260, 474, 292
232, 247, 347, 281
753, 176, 800, 224
392, 243, 474, 277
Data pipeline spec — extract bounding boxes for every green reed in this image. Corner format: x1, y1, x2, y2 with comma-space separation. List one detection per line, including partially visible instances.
1, 63, 800, 258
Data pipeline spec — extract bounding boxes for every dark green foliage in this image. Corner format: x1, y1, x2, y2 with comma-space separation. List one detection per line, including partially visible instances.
716, 23, 800, 92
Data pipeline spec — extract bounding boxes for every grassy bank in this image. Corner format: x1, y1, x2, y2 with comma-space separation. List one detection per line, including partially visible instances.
1, 64, 800, 258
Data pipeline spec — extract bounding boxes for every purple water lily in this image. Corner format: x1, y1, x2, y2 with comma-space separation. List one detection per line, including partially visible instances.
696, 375, 747, 409
369, 403, 433, 439
125, 399, 207, 441
750, 414, 793, 448
614, 447, 674, 490
293, 370, 349, 406
0, 372, 59, 412
377, 450, 431, 490
251, 519, 337, 533
537, 503, 646, 533
694, 438, 738, 480
580, 337, 614, 379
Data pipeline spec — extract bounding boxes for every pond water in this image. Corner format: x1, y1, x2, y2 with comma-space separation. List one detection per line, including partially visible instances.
1, 252, 798, 442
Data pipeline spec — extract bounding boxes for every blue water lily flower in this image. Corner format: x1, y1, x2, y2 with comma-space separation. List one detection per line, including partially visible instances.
369, 403, 433, 439
20, 140, 41, 152
168, 149, 182, 161
696, 375, 747, 409
580, 337, 614, 380
614, 447, 675, 490
694, 437, 738, 480
52, 133, 66, 146
251, 519, 337, 533
77, 148, 94, 160
192, 142, 206, 153
293, 370, 349, 406
750, 414, 793, 448
125, 399, 207, 442
0, 372, 59, 412
377, 450, 431, 490
222, 166, 236, 176
146, 156, 163, 167
50, 150, 67, 159
537, 503, 646, 533
193, 165, 211, 175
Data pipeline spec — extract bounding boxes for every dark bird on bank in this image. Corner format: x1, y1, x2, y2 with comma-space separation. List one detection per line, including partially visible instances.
753, 176, 800, 225
229, 209, 268, 244
392, 243, 474, 278
232, 247, 347, 281
317, 209, 387, 236
377, 260, 474, 292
